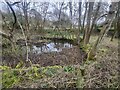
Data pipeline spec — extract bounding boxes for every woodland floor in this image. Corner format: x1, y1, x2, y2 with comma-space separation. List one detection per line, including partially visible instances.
28, 46, 86, 67
2, 46, 86, 67
10, 36, 119, 88
84, 36, 119, 88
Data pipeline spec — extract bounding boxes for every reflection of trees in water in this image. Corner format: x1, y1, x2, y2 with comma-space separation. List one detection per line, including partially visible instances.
31, 42, 73, 54
54, 42, 64, 50
31, 43, 49, 53
41, 44, 49, 52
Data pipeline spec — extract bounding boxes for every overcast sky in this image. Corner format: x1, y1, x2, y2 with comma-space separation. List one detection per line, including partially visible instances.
0, 0, 118, 25
0, 0, 119, 2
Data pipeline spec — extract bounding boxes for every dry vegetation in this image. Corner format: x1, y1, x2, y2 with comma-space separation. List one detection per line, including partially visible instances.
3, 36, 117, 88
1, 1, 120, 89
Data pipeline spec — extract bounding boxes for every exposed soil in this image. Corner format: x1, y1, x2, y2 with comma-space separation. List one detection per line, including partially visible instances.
2, 46, 87, 67
29, 46, 87, 66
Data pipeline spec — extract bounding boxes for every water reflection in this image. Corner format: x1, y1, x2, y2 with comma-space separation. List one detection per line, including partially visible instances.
31, 42, 73, 54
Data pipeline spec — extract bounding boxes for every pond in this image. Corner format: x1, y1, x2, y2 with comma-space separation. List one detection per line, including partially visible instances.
30, 42, 73, 54
3, 39, 86, 67
16, 38, 74, 55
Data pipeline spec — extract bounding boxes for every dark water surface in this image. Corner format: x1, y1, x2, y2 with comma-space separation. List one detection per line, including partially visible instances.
30, 42, 73, 54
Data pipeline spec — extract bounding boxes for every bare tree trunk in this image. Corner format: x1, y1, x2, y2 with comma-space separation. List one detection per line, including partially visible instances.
17, 20, 29, 62
88, 2, 117, 60
84, 2, 94, 45
83, 2, 88, 40
117, 1, 120, 38
69, 1, 72, 30
58, 2, 64, 28
111, 2, 120, 41
87, 2, 101, 42
5, 1, 17, 40
77, 2, 82, 45
22, 1, 30, 40
5, 1, 19, 51
88, 20, 114, 60
111, 21, 117, 41
42, 3, 49, 30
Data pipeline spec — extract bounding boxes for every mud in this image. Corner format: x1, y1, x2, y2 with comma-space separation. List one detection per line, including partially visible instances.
2, 46, 87, 67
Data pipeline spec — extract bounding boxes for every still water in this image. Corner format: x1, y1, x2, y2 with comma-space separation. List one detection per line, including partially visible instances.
31, 42, 73, 54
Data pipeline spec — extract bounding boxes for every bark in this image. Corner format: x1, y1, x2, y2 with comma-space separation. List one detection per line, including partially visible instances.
54, 2, 64, 30
17, 20, 29, 62
111, 30, 117, 41
88, 2, 117, 60
83, 2, 88, 40
4, 1, 19, 51
42, 3, 49, 30
21, 1, 30, 40
58, 2, 64, 21
99, 2, 117, 42
69, 1, 72, 29
77, 2, 82, 45
116, 1, 120, 38
111, 19, 117, 41
87, 2, 101, 42
84, 2, 94, 45
5, 1, 17, 39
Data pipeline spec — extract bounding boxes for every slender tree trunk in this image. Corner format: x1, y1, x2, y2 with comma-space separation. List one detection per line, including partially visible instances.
84, 2, 94, 45
5, 1, 18, 51
111, 1, 120, 40
24, 8, 30, 40
69, 1, 72, 30
88, 2, 117, 60
77, 2, 82, 45
17, 20, 29, 62
58, 2, 64, 23
111, 21, 117, 41
5, 1, 17, 40
117, 2, 120, 38
42, 3, 49, 30
22, 1, 30, 40
83, 2, 88, 40
87, 2, 101, 42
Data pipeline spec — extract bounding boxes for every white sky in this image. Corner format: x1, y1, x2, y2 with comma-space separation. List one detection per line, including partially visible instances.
0, 0, 120, 2
0, 0, 118, 26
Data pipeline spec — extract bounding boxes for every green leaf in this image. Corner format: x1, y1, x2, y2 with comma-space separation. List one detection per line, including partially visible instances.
15, 61, 24, 69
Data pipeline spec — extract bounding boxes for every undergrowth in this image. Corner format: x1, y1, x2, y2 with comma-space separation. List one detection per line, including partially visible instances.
1, 59, 97, 88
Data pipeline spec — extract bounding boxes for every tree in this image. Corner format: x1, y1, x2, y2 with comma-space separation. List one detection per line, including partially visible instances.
77, 2, 82, 45
68, 1, 73, 29
88, 2, 118, 60
83, 2, 94, 45
20, 1, 31, 40
87, 2, 101, 42
51, 2, 65, 34
111, 1, 120, 41
82, 2, 88, 40
5, 1, 18, 40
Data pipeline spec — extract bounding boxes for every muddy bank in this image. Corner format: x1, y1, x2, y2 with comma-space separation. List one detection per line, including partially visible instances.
28, 46, 86, 66
2, 46, 87, 67
16, 37, 78, 46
